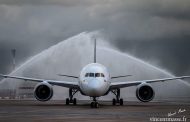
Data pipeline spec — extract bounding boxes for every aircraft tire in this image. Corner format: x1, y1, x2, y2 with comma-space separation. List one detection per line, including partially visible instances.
120, 98, 123, 106
112, 98, 116, 105
66, 98, 70, 105
73, 98, 77, 105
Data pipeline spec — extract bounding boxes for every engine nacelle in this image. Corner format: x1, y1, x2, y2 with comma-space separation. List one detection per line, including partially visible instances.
34, 82, 53, 101
136, 83, 155, 102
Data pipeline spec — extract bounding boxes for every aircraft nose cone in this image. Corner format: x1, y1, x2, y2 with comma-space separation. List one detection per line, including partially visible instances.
88, 79, 102, 96
89, 80, 100, 90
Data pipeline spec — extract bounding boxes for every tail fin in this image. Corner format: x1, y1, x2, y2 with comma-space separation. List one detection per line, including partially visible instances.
94, 38, 97, 63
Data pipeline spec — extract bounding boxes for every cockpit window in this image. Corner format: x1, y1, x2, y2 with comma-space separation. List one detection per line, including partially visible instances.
95, 73, 101, 77
85, 73, 105, 77
85, 73, 89, 77
89, 73, 95, 77
101, 73, 105, 77
85, 73, 94, 77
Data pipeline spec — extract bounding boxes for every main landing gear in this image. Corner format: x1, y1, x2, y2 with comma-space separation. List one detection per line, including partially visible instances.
91, 97, 99, 108
66, 88, 78, 105
111, 89, 123, 106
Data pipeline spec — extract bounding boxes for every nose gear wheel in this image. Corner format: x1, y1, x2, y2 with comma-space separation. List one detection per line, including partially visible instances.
90, 97, 99, 108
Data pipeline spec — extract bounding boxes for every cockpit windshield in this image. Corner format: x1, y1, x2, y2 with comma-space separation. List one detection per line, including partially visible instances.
89, 73, 94, 77
101, 73, 105, 77
85, 73, 105, 77
95, 73, 101, 77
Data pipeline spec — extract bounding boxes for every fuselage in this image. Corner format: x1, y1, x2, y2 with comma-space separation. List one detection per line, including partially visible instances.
79, 63, 110, 97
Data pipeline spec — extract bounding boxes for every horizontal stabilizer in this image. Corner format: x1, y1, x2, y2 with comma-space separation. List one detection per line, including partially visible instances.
58, 74, 78, 79
111, 75, 132, 79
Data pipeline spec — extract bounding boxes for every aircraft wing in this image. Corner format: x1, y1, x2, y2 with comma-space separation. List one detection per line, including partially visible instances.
110, 76, 190, 89
0, 74, 79, 89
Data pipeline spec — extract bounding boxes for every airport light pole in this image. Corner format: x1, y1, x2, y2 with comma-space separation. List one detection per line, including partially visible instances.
11, 49, 16, 70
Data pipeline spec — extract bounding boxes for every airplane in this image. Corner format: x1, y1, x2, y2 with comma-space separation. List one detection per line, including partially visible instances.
0, 39, 190, 108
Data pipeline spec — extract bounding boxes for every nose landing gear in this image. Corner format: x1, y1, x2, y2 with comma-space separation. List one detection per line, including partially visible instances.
111, 89, 124, 106
91, 97, 99, 108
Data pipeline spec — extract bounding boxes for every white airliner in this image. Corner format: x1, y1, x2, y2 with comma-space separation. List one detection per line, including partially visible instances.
0, 39, 190, 108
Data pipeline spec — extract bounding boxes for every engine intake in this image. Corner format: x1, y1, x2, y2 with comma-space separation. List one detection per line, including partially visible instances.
34, 82, 53, 101
136, 83, 154, 102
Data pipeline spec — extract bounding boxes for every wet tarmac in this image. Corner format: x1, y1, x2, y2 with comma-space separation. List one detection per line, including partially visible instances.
0, 100, 189, 122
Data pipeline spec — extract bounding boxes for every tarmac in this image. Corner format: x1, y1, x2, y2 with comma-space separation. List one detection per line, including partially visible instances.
0, 100, 189, 122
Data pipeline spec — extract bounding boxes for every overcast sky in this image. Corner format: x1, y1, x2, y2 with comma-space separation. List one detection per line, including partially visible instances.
0, 0, 190, 76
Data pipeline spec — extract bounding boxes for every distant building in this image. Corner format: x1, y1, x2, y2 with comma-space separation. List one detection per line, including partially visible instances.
17, 81, 36, 99
0, 89, 16, 99
0, 80, 36, 99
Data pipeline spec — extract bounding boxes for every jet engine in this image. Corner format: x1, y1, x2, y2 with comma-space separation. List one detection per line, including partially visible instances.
136, 83, 154, 102
34, 82, 53, 101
